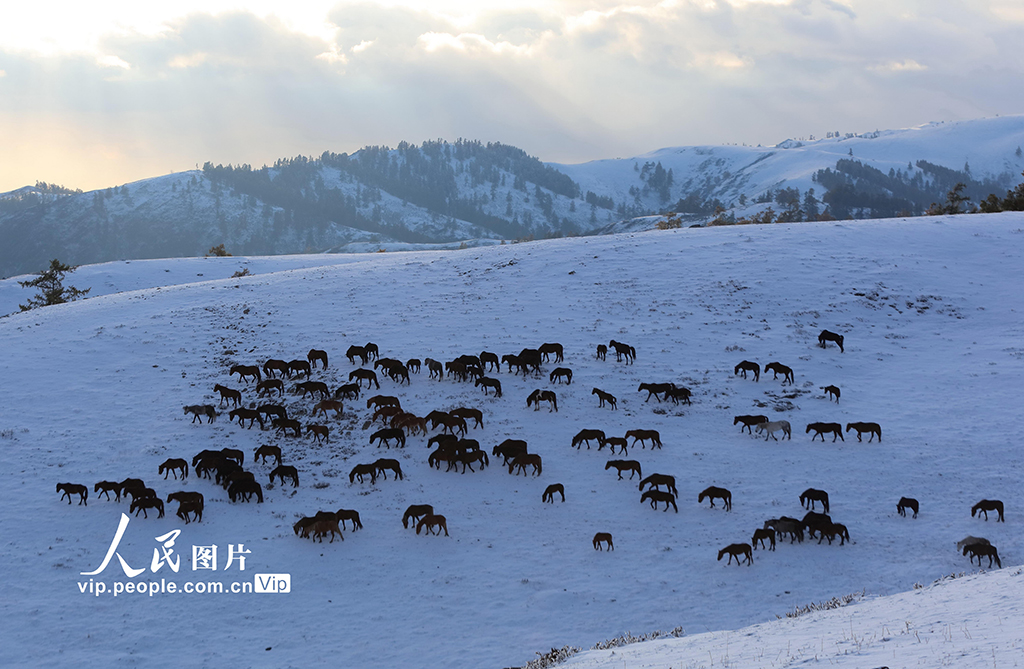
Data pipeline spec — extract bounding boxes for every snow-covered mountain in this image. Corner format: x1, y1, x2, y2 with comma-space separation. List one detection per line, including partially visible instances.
2, 116, 1023, 279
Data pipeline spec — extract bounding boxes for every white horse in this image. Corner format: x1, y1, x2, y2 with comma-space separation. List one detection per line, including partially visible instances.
755, 420, 792, 441
956, 536, 990, 551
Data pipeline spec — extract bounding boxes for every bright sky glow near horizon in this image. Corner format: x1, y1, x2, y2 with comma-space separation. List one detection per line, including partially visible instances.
1, 0, 1023, 192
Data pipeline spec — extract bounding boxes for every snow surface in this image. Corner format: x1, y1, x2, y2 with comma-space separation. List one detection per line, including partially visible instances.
1, 213, 1023, 668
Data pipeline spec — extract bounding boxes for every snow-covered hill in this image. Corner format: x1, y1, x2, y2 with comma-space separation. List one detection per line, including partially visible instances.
1, 211, 1023, 668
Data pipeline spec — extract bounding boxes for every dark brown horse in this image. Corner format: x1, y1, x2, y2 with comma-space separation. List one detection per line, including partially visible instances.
800, 488, 830, 513
256, 379, 285, 396
254, 445, 282, 465
897, 496, 919, 518
263, 359, 291, 378
718, 543, 752, 565
526, 389, 558, 412
508, 453, 542, 476
542, 483, 565, 503
539, 342, 564, 363
270, 464, 300, 486
307, 424, 329, 444
451, 408, 484, 429
56, 483, 88, 505
699, 486, 732, 511
818, 330, 844, 352
214, 384, 242, 407
493, 439, 528, 465
549, 367, 573, 384
295, 381, 329, 399
346, 345, 368, 365
230, 364, 261, 383
159, 458, 188, 480
307, 348, 328, 369
349, 463, 378, 484
608, 340, 635, 363
94, 481, 121, 501
370, 428, 406, 449
572, 429, 606, 450
596, 344, 607, 361
184, 404, 217, 423
821, 385, 841, 402
641, 490, 678, 512
846, 422, 881, 442
605, 460, 642, 480
734, 415, 768, 434
374, 458, 404, 480
734, 361, 760, 381
972, 499, 1005, 522
229, 408, 264, 429
625, 429, 662, 449
475, 376, 502, 397
751, 528, 775, 551
593, 532, 614, 550
807, 422, 844, 442
592, 387, 617, 409
963, 543, 1001, 568
130, 496, 164, 517
764, 362, 794, 384
403, 504, 434, 529
637, 382, 675, 402
349, 369, 380, 389
479, 351, 499, 372
639, 473, 677, 497
416, 514, 449, 536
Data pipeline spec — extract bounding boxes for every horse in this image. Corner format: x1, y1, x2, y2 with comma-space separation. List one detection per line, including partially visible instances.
549, 367, 573, 385
256, 379, 284, 397
228, 480, 264, 503
897, 497, 919, 518
94, 481, 121, 501
130, 497, 164, 518
313, 399, 344, 419
446, 360, 468, 382
370, 428, 406, 449
349, 463, 378, 484
699, 486, 732, 511
453, 451, 488, 473
307, 424, 329, 444
593, 533, 614, 551
159, 458, 188, 480
806, 422, 844, 442
346, 345, 368, 365
596, 344, 607, 361
403, 504, 434, 529
479, 351, 500, 372
592, 388, 617, 409
764, 517, 804, 543
119, 478, 147, 500
437, 414, 468, 436
307, 348, 328, 369
800, 488, 830, 513
963, 543, 1001, 568
493, 439, 528, 465
270, 418, 299, 437
56, 483, 88, 505
734, 361, 760, 381
542, 483, 565, 503
364, 342, 379, 360
393, 414, 428, 436
846, 422, 881, 442
527, 389, 558, 412
641, 490, 678, 512
229, 408, 264, 429
307, 519, 343, 543
295, 381, 329, 399
262, 359, 291, 378
821, 385, 841, 403
213, 384, 242, 407
625, 429, 662, 450
335, 509, 363, 531
608, 340, 635, 363
167, 492, 204, 523
718, 543, 752, 566
818, 330, 844, 352
475, 377, 502, 397
385, 363, 410, 385
371, 405, 401, 424
222, 448, 244, 467
501, 354, 524, 375
184, 404, 217, 423
755, 420, 791, 441
665, 386, 692, 405
639, 474, 678, 497
288, 358, 311, 378
416, 514, 449, 536
751, 528, 776, 551
406, 358, 422, 374
971, 499, 1005, 522
539, 342, 564, 363
734, 415, 768, 434
251, 445, 281, 467
817, 522, 850, 545
517, 348, 543, 375
447, 408, 482, 431
230, 364, 261, 383
572, 429, 606, 450
367, 395, 401, 410
801, 512, 832, 539
333, 383, 360, 400
374, 458, 405, 480
257, 404, 287, 421
764, 362, 794, 384
425, 358, 443, 379
957, 536, 990, 552
638, 382, 675, 403
349, 369, 380, 389
605, 460, 642, 480
508, 453, 542, 476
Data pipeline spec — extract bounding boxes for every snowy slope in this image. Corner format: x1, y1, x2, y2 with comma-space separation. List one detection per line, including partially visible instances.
1, 213, 1023, 668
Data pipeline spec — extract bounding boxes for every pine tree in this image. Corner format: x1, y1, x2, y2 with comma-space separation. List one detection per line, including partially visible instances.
18, 259, 91, 311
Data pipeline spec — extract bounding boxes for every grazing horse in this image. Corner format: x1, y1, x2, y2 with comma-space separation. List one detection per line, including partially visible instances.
957, 536, 990, 552
818, 330, 844, 352
253, 445, 282, 466
256, 379, 284, 397
549, 367, 573, 384
214, 384, 242, 407
367, 395, 401, 410
639, 474, 678, 497
764, 362, 794, 384
370, 427, 406, 449
806, 422, 844, 442
349, 369, 380, 389
432, 413, 468, 436
168, 492, 204, 523
335, 509, 363, 531
596, 344, 607, 361
159, 458, 188, 480
314, 399, 344, 419
608, 340, 636, 363
665, 386, 692, 405
734, 415, 769, 434
802, 512, 832, 540
601, 436, 628, 455
527, 389, 558, 412
453, 451, 488, 473
972, 500, 1005, 522
475, 377, 502, 397
765, 517, 804, 543
307, 348, 328, 369
493, 439, 528, 465
270, 465, 299, 487
638, 382, 675, 403
230, 364, 261, 383
755, 420, 791, 441
257, 403, 287, 423
800, 488, 830, 513
228, 480, 264, 503
699, 486, 732, 511
734, 361, 760, 381
846, 422, 881, 442
625, 429, 662, 450
718, 543, 752, 566
403, 504, 434, 529
229, 408, 264, 429
539, 342, 564, 363
821, 385, 841, 403
897, 497, 919, 518
542, 483, 565, 503
295, 381, 329, 399
605, 460, 642, 480
508, 453, 542, 476
963, 543, 1001, 568
817, 522, 850, 546
307, 424, 329, 444
406, 358, 422, 374
94, 481, 121, 501
184, 404, 217, 423
349, 463, 378, 484
593, 533, 614, 551
272, 418, 301, 437
56, 483, 88, 505
333, 383, 360, 400
307, 519, 343, 543
364, 342, 379, 360
294, 360, 316, 383
416, 514, 449, 536
346, 345, 369, 365
374, 458, 404, 480
641, 490, 678, 512
479, 351, 500, 372
751, 528, 776, 551
592, 388, 617, 409
572, 429, 606, 450
263, 359, 291, 378
130, 497, 164, 518
450, 408, 484, 429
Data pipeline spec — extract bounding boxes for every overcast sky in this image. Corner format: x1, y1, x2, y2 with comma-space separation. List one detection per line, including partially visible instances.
1, 0, 1023, 192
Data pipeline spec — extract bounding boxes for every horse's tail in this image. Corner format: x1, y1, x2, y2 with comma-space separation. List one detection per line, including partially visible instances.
536, 459, 542, 475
